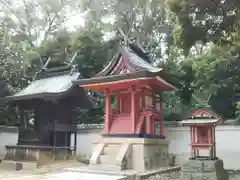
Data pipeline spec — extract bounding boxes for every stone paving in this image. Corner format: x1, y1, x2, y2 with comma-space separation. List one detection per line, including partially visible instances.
1, 171, 126, 180
0, 161, 239, 180
0, 161, 126, 180
228, 171, 240, 180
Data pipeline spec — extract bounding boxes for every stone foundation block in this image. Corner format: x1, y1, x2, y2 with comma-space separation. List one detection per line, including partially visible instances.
180, 159, 228, 180
2, 145, 75, 169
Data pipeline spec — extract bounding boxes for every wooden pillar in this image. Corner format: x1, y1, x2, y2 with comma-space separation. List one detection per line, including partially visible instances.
192, 126, 197, 157
212, 126, 216, 158
74, 131, 77, 157
117, 94, 121, 114
190, 126, 193, 158
141, 90, 145, 109
160, 100, 164, 136
146, 115, 152, 134
19, 106, 25, 129
64, 131, 67, 160
208, 126, 213, 158
18, 105, 25, 144
192, 127, 196, 157
195, 127, 199, 156
104, 90, 111, 134
52, 118, 56, 161
152, 90, 156, 109
131, 86, 136, 133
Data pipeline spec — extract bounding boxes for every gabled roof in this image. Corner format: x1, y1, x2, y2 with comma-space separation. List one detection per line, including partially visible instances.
181, 107, 221, 126
0, 65, 90, 103
73, 43, 177, 91
97, 43, 161, 76
189, 108, 221, 119
180, 119, 219, 125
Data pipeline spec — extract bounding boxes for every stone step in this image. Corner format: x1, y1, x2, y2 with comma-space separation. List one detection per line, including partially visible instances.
89, 164, 122, 172
103, 146, 119, 155
100, 154, 116, 165
0, 160, 37, 170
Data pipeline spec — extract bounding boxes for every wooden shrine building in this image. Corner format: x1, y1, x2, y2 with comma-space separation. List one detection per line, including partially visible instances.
179, 108, 228, 180
74, 43, 177, 138
0, 53, 92, 168
73, 42, 177, 172
180, 108, 220, 160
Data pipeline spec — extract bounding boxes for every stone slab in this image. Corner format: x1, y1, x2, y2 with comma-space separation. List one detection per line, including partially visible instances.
65, 166, 181, 180
2, 171, 127, 180
182, 159, 224, 173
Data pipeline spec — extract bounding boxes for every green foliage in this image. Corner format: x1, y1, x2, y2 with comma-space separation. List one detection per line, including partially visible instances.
167, 0, 240, 54
236, 102, 240, 117
1, 0, 240, 125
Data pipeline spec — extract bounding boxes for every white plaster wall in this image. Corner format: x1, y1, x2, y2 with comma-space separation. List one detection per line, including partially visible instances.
1, 126, 240, 170
0, 132, 18, 159
166, 126, 240, 170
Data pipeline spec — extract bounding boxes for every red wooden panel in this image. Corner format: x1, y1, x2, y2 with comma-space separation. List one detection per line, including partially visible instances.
108, 114, 132, 134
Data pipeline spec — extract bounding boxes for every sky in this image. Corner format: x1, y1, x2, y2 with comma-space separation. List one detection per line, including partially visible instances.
65, 11, 116, 41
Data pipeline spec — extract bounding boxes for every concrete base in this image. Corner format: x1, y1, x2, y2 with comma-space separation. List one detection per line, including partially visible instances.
180, 159, 229, 180
2, 145, 75, 170
89, 135, 175, 173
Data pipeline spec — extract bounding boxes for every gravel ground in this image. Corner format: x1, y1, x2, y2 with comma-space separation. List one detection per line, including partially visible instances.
145, 170, 240, 180
0, 163, 240, 180
228, 170, 240, 180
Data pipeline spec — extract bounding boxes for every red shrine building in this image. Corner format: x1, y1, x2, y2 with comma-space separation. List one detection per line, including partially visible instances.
73, 43, 177, 172
74, 43, 177, 138
181, 108, 220, 160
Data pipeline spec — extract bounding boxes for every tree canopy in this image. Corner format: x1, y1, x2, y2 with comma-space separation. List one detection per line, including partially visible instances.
0, 0, 240, 125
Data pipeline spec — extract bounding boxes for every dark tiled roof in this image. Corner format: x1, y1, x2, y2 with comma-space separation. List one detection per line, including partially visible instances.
1, 65, 88, 102
13, 72, 79, 98
121, 46, 161, 72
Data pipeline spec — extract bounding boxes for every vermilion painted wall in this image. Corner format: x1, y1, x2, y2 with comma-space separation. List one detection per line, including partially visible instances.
109, 114, 132, 134
103, 87, 164, 135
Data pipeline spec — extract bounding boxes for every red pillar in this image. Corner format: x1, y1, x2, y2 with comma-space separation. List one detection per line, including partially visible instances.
160, 100, 164, 136
131, 87, 136, 133
190, 126, 193, 158
104, 91, 111, 134
117, 93, 121, 114
195, 126, 199, 156
146, 115, 152, 134
212, 126, 216, 158
208, 126, 213, 158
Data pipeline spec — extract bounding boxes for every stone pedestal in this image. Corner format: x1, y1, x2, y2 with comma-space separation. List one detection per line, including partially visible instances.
180, 159, 228, 180
2, 145, 75, 170
89, 135, 174, 173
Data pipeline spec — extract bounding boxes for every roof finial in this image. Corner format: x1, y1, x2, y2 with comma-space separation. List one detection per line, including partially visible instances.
69, 52, 78, 66
118, 29, 129, 45
42, 57, 51, 69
